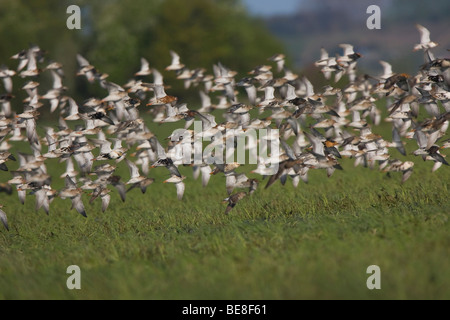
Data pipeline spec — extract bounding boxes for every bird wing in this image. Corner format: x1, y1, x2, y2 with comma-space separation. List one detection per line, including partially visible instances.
280, 139, 296, 160
65, 175, 78, 188
416, 24, 431, 44
392, 127, 406, 156
379, 60, 393, 79
34, 189, 48, 213
76, 54, 90, 67
320, 47, 329, 60
66, 157, 76, 173
265, 161, 286, 189
285, 84, 297, 101
125, 159, 140, 179
225, 203, 236, 214
166, 162, 181, 177
114, 181, 126, 202
302, 76, 315, 97
414, 130, 428, 149
195, 112, 216, 130
199, 90, 212, 109
426, 130, 440, 150
101, 194, 110, 212
235, 173, 249, 185
2, 76, 13, 93
339, 43, 354, 56
304, 131, 325, 157
424, 49, 435, 63
200, 165, 212, 187
25, 119, 39, 144
192, 165, 200, 180
140, 57, 150, 72
175, 181, 185, 200
26, 49, 37, 71
51, 70, 63, 89
430, 151, 449, 166
152, 68, 164, 86
17, 189, 26, 205
402, 169, 413, 184
226, 174, 237, 195
149, 137, 166, 160
263, 86, 275, 101
99, 140, 112, 154
72, 194, 87, 217
170, 50, 181, 66
0, 208, 9, 231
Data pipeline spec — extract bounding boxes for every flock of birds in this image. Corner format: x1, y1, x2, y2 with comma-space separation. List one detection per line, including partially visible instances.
0, 24, 449, 230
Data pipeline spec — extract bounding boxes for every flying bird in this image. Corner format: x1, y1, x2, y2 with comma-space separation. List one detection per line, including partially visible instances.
413, 24, 438, 51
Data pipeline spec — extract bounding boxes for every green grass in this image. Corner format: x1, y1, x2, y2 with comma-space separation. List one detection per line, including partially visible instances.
1, 101, 449, 300
0, 148, 449, 299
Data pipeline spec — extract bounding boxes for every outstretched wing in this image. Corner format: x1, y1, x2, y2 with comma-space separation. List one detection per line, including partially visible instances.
175, 182, 185, 200
304, 131, 325, 157
101, 194, 110, 213
0, 208, 9, 231
65, 175, 78, 188
71, 195, 87, 217
125, 159, 140, 179
416, 24, 431, 44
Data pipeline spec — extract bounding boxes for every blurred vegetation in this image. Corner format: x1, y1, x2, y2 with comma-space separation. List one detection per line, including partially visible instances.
384, 0, 450, 21
0, 0, 285, 99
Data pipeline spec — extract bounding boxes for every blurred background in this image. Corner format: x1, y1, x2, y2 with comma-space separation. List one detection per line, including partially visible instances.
0, 0, 449, 100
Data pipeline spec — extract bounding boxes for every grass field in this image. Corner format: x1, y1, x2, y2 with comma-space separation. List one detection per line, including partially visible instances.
0, 129, 449, 300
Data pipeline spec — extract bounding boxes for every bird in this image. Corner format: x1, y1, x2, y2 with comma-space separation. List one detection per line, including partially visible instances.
166, 50, 185, 71
382, 160, 415, 184
413, 24, 438, 51
151, 157, 182, 177
76, 54, 96, 83
125, 159, 154, 193
135, 57, 152, 77
337, 44, 362, 64
146, 84, 178, 106
223, 192, 247, 214
92, 139, 127, 162
59, 175, 87, 217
